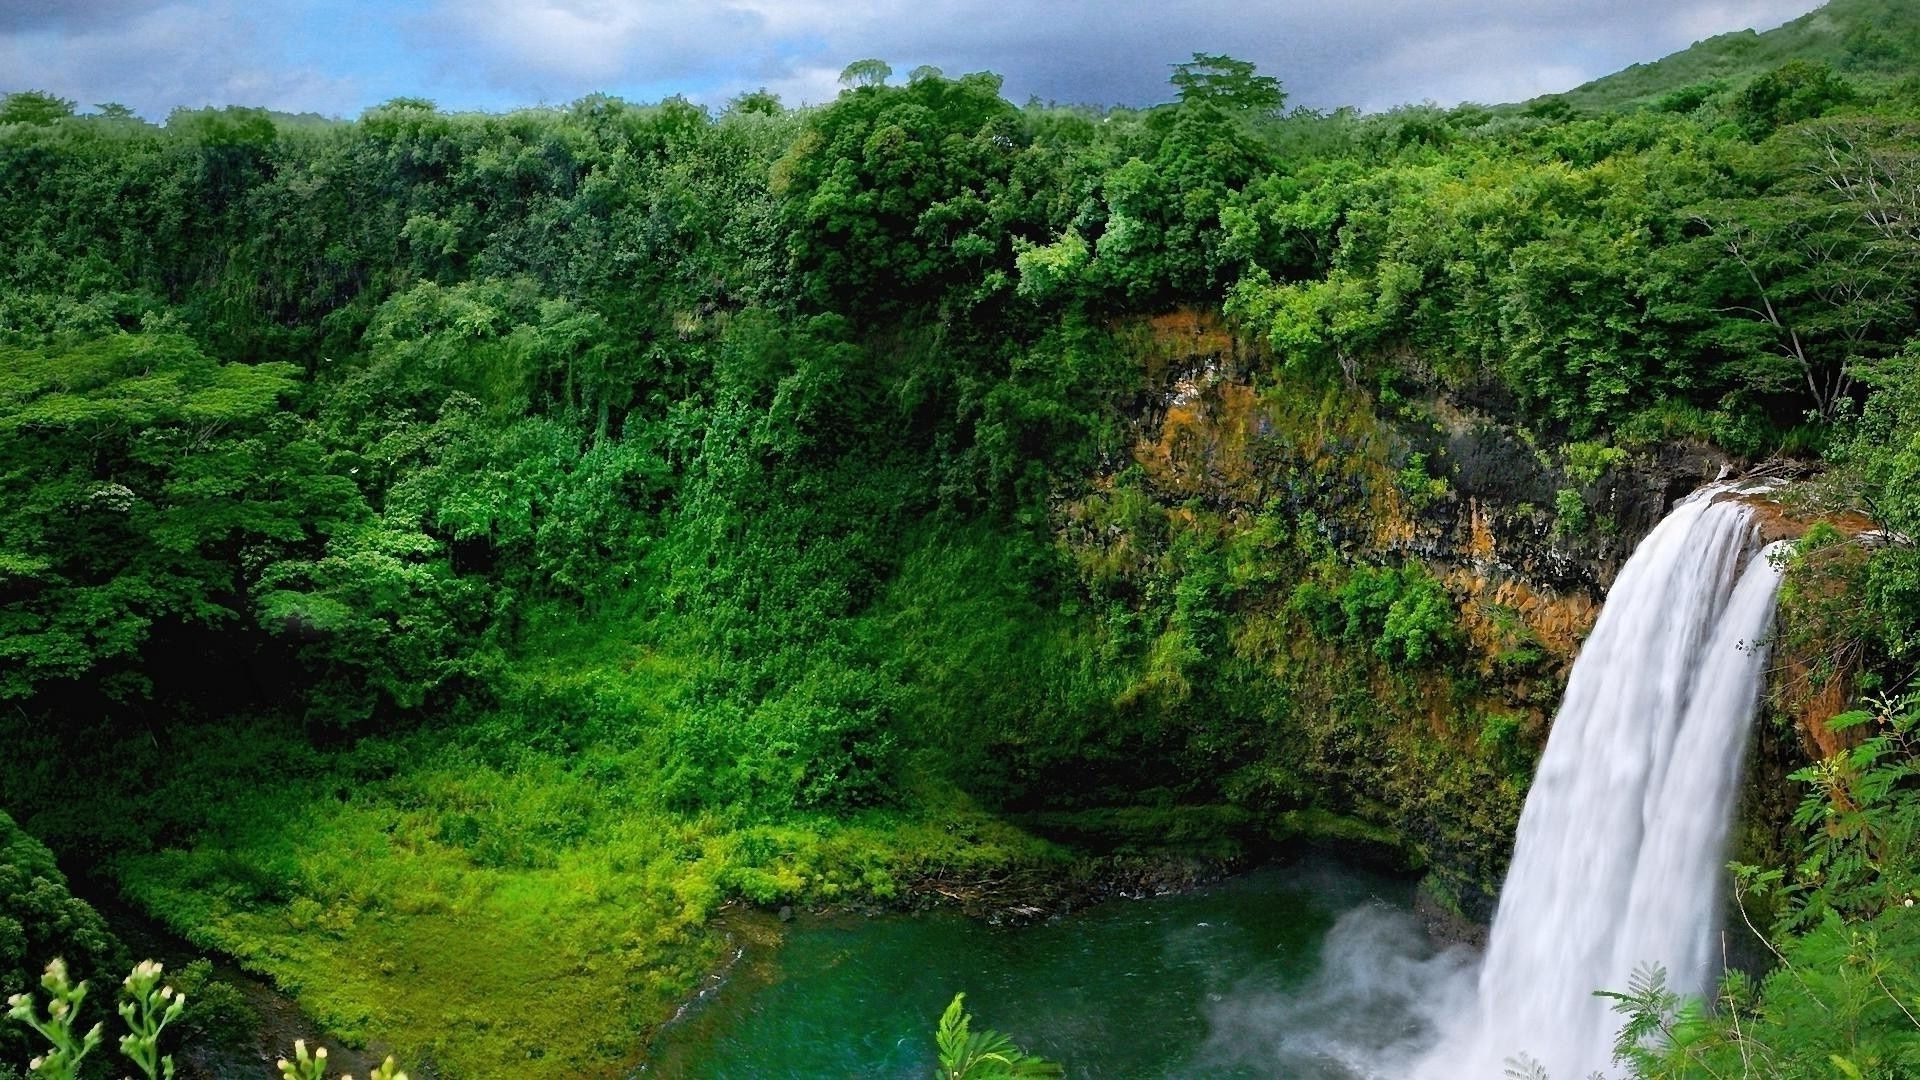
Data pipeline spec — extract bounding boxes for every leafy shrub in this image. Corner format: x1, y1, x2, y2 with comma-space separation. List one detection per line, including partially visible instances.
168, 960, 258, 1049
1395, 452, 1451, 511
1551, 487, 1590, 538
1292, 562, 1460, 666
662, 662, 903, 813
1560, 441, 1625, 486
1733, 60, 1856, 138
1476, 713, 1529, 777
0, 811, 127, 1066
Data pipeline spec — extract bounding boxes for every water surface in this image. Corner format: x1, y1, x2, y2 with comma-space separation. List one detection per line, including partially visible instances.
645, 855, 1470, 1078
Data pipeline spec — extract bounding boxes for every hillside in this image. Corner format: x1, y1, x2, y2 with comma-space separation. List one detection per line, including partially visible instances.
1548, 0, 1920, 110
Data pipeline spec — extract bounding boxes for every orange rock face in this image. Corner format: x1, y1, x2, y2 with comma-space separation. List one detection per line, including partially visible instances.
1085, 309, 1883, 774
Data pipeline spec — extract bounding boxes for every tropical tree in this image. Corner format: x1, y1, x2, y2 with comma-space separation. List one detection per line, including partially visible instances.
839, 59, 893, 89
0, 92, 74, 126
1168, 53, 1286, 115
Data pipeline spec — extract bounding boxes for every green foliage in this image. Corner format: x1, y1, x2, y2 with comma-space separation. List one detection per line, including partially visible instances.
1595, 963, 1718, 1079
933, 993, 1061, 1079
663, 659, 904, 813
1734, 60, 1857, 138
165, 961, 255, 1049
1561, 441, 1626, 486
0, 812, 126, 1056
1551, 488, 1591, 538
1168, 54, 1286, 115
0, 94, 73, 127
1832, 341, 1920, 666
0, 333, 310, 702
1293, 562, 1460, 666
774, 68, 1026, 312
839, 59, 894, 89
1396, 452, 1451, 511
1476, 713, 1530, 777
1782, 700, 1920, 925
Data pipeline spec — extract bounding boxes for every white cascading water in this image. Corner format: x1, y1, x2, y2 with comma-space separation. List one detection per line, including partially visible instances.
1415, 485, 1789, 1080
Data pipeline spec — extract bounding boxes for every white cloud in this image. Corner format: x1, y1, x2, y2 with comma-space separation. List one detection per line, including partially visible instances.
1666, 0, 1822, 45
408, 0, 781, 100
743, 64, 845, 110
0, 1, 359, 117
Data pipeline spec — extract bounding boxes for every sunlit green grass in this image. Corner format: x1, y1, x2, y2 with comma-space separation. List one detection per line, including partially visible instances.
113, 596, 1065, 1078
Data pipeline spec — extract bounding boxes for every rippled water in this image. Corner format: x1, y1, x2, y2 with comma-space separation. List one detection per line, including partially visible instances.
642, 856, 1470, 1079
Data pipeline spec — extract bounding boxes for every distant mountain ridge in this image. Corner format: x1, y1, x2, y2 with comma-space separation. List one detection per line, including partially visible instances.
1542, 0, 1919, 110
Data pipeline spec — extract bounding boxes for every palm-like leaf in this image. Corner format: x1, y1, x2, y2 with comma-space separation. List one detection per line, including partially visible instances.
934, 993, 1063, 1079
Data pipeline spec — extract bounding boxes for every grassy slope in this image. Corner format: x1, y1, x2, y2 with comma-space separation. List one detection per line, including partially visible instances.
110, 545, 1075, 1078
1550, 0, 1920, 110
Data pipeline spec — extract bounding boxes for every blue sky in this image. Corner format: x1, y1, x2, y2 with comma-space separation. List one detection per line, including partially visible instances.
1, 0, 1827, 120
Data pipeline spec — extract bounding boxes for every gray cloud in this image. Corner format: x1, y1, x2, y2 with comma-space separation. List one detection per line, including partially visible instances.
410, 0, 1825, 111
0, 0, 173, 34
0, 1, 361, 117
2, 0, 1828, 119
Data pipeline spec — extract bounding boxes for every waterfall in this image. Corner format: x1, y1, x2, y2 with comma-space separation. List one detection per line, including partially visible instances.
1416, 485, 1789, 1080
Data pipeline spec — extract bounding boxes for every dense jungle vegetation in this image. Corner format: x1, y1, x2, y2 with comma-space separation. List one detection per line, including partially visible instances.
5, 0, 1920, 1074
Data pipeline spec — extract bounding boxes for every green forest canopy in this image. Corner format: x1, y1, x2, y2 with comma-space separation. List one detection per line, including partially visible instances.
2, 3, 1920, 1073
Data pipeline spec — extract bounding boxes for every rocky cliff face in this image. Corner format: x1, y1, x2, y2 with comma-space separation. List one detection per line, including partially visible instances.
1107, 308, 1737, 678
1045, 310, 1855, 920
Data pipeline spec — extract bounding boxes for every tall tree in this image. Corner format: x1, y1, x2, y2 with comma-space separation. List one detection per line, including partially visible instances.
0, 91, 75, 126
1168, 53, 1286, 115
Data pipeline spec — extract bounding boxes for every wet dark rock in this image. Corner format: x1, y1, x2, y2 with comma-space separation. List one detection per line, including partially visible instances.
1414, 879, 1490, 949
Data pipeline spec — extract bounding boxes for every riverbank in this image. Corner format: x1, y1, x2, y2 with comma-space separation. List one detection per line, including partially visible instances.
85, 700, 1432, 1080
101, 721, 1059, 1078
